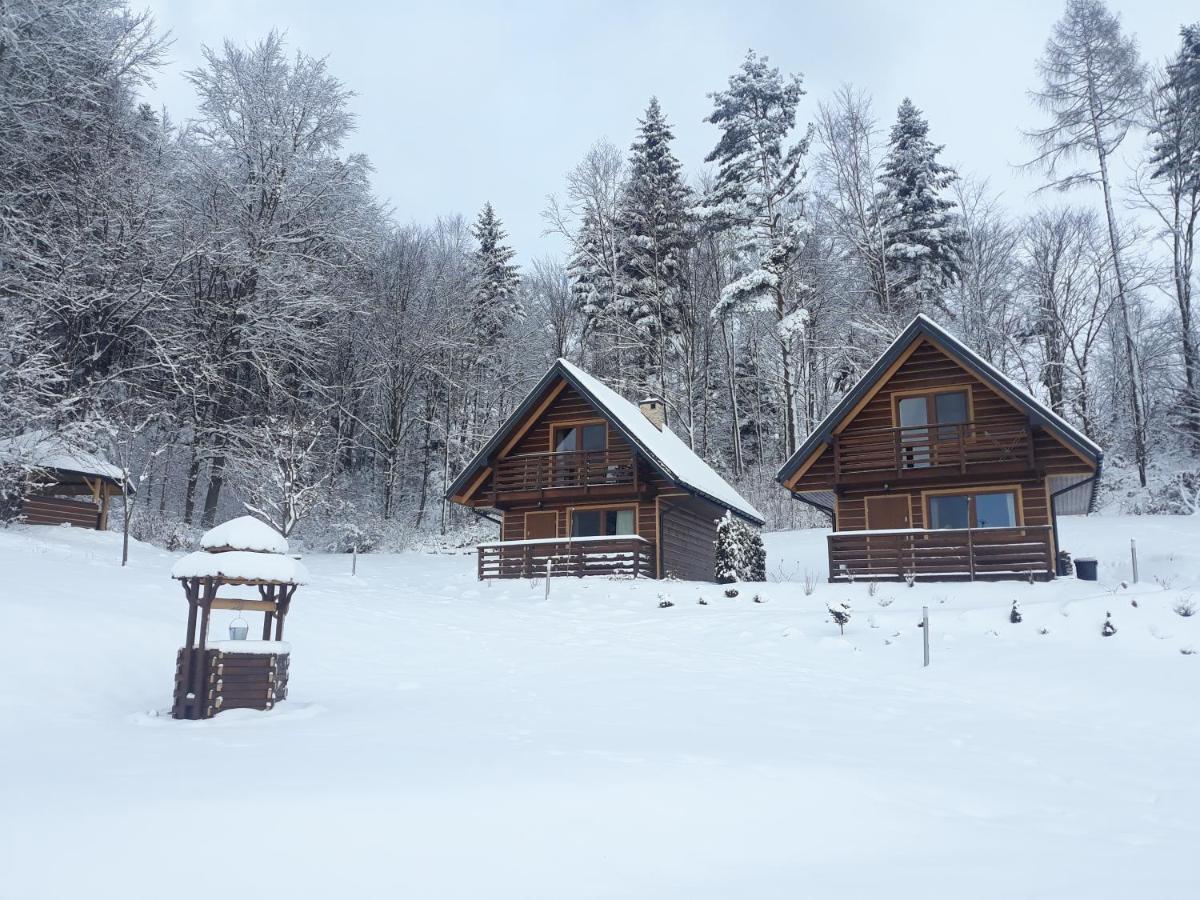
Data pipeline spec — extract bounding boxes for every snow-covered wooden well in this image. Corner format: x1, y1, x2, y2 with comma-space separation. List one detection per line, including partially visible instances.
169, 516, 307, 720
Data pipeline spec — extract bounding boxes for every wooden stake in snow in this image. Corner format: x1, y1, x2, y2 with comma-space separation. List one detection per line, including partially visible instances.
922, 606, 930, 668
1130, 538, 1138, 584
352, 545, 358, 576
544, 558, 552, 600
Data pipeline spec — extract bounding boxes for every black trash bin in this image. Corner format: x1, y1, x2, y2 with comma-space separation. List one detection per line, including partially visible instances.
1075, 557, 1098, 581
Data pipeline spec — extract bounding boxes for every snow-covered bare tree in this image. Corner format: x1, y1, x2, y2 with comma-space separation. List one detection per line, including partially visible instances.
704, 50, 814, 457
1026, 0, 1149, 484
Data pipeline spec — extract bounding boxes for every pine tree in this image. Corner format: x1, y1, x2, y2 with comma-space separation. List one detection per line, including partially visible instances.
704, 50, 814, 456
1148, 24, 1200, 442
714, 511, 766, 582
1010, 600, 1023, 624
874, 98, 964, 315
614, 97, 692, 396
470, 202, 522, 350
828, 601, 851, 635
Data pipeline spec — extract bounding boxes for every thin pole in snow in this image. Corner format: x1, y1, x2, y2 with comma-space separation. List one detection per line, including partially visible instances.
545, 557, 551, 600
922, 606, 930, 668
352, 545, 357, 576
1130, 538, 1138, 584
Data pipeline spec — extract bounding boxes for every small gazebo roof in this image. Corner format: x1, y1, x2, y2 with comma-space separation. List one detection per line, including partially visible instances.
199, 515, 289, 554
171, 550, 309, 585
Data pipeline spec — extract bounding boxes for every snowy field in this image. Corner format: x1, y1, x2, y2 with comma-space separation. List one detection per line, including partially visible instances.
1, 516, 1197, 899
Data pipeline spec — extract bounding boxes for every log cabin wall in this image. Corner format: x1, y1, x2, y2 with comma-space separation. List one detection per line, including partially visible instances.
834, 477, 1052, 531
790, 337, 1095, 497
658, 494, 722, 582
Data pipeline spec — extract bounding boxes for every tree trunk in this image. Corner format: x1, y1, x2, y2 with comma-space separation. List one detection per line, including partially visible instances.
201, 453, 225, 528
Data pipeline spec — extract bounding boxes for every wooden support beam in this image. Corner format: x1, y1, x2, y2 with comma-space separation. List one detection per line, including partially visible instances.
211, 598, 277, 612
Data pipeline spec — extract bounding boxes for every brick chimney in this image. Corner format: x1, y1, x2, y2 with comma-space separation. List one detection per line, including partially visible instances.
638, 397, 666, 430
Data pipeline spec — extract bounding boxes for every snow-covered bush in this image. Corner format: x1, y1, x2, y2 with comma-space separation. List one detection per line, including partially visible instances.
1173, 597, 1196, 618
1010, 600, 1023, 624
714, 512, 766, 583
1102, 613, 1117, 637
828, 601, 851, 635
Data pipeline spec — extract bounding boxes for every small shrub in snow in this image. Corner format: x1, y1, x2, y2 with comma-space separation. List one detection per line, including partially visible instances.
1181, 646, 1197, 656
828, 601, 851, 635
867, 580, 879, 598
1010, 601, 1022, 624
802, 568, 818, 596
1038, 627, 1050, 636
714, 513, 765, 583
697, 597, 708, 606
1025, 569, 1035, 585
903, 570, 916, 588
753, 594, 765, 604
877, 597, 893, 608
1155, 574, 1176, 591
1173, 597, 1196, 617
724, 588, 739, 598
657, 595, 674, 609
1101, 613, 1117, 637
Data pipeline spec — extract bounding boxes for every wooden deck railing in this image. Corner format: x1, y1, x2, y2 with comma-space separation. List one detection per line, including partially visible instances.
492, 448, 636, 494
477, 536, 654, 580
827, 525, 1054, 581
832, 420, 1034, 480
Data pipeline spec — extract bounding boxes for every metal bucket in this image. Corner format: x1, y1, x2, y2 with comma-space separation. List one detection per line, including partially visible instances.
229, 618, 249, 640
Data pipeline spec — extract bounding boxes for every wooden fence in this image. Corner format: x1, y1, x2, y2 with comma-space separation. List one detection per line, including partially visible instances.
827, 525, 1054, 582
478, 537, 655, 580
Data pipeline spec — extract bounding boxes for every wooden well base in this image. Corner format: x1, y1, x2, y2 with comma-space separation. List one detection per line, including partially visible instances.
172, 647, 290, 720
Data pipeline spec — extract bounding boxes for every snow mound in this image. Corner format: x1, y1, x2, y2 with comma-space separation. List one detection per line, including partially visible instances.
199, 516, 289, 555
172, 550, 308, 585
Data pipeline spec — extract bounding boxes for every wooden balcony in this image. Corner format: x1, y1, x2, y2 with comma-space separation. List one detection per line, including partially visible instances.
832, 420, 1034, 484
827, 525, 1054, 582
477, 536, 655, 580
491, 448, 636, 499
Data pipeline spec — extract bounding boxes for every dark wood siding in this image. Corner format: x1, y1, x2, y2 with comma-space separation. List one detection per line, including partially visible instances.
659, 495, 722, 582
19, 495, 100, 528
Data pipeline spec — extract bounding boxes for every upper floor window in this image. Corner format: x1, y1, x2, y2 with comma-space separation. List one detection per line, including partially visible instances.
555, 423, 605, 454
896, 389, 970, 467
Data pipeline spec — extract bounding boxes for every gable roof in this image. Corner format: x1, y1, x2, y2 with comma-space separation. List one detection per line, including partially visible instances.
447, 359, 764, 524
776, 314, 1103, 488
0, 430, 128, 487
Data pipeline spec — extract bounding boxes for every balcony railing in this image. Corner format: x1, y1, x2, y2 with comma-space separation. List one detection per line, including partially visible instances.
492, 448, 636, 495
477, 536, 654, 580
827, 525, 1054, 582
832, 420, 1034, 480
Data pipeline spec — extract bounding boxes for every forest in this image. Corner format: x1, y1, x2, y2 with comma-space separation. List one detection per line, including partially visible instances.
2, 0, 1199, 549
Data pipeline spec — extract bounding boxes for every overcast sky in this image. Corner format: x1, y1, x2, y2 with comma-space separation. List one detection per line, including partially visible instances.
141, 0, 1197, 261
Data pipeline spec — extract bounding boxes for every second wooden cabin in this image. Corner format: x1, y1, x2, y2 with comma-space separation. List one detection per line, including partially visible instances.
448, 359, 763, 581
777, 315, 1102, 582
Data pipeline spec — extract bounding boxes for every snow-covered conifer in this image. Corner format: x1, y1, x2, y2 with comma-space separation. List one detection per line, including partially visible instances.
613, 97, 692, 395
470, 202, 522, 349
873, 98, 964, 315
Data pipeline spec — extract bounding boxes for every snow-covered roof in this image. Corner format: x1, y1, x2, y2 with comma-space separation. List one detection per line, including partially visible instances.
447, 359, 762, 523
0, 430, 127, 484
200, 516, 289, 555
555, 360, 763, 522
171, 550, 309, 585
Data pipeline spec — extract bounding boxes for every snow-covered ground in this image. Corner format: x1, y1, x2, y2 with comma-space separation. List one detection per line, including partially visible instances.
1, 516, 1197, 899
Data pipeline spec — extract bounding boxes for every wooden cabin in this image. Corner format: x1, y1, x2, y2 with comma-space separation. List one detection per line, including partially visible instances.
777, 315, 1102, 582
0, 431, 128, 530
448, 359, 763, 581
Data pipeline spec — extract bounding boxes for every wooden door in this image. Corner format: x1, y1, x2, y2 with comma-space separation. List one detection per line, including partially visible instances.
866, 495, 910, 530
525, 511, 558, 540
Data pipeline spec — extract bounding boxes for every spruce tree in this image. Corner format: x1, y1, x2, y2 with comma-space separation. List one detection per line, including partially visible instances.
874, 98, 964, 315
614, 97, 692, 396
469, 202, 522, 350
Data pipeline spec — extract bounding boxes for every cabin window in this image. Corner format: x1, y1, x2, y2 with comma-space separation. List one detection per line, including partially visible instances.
896, 389, 970, 467
928, 490, 1017, 530
555, 423, 606, 454
570, 507, 635, 537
